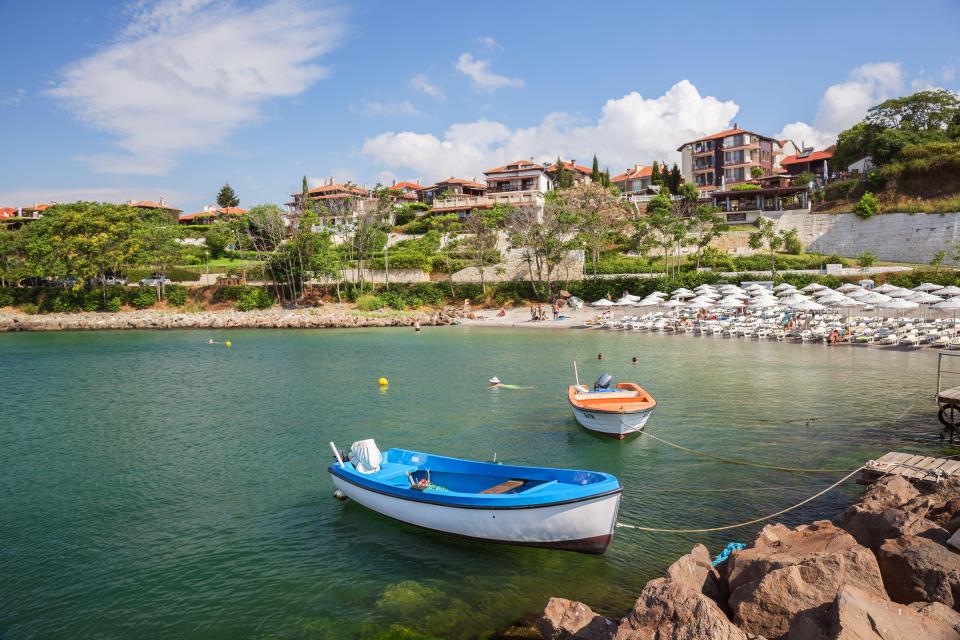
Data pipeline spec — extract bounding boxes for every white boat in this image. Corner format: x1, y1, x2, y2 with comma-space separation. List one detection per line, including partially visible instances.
328, 441, 622, 554
567, 371, 656, 439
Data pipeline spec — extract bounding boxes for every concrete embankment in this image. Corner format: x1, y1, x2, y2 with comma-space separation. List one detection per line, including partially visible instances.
538, 475, 960, 640
0, 308, 451, 331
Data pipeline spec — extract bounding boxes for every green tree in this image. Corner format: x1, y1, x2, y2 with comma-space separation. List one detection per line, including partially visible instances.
25, 202, 145, 293
750, 166, 763, 179
137, 221, 183, 299
931, 249, 947, 274
562, 183, 630, 276
650, 161, 661, 186
855, 192, 881, 219
748, 216, 787, 276
856, 251, 876, 267
205, 220, 232, 259
506, 196, 578, 299
668, 164, 682, 193
688, 204, 727, 269
591, 155, 601, 183
462, 208, 505, 294
553, 156, 574, 189
0, 226, 25, 287
217, 182, 240, 208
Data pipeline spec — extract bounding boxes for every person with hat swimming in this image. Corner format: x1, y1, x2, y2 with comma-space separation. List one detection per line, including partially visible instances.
489, 376, 523, 390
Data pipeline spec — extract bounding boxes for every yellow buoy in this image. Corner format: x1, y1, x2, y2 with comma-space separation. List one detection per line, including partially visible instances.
225, 341, 232, 348
378, 377, 388, 386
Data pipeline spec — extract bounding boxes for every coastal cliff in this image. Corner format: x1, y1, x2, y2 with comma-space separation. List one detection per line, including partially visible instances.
538, 476, 960, 640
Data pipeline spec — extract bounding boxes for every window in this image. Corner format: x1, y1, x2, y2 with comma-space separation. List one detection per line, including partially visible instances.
695, 156, 714, 169
724, 167, 746, 183
724, 150, 745, 165
695, 172, 714, 186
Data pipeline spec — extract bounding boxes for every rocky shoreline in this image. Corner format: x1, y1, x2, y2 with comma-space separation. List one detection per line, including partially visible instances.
0, 308, 453, 331
538, 475, 960, 640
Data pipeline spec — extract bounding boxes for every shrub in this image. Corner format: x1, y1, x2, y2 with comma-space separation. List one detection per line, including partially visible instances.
823, 179, 858, 201
355, 293, 385, 311
783, 230, 802, 255
165, 285, 188, 306
22, 303, 39, 315
235, 287, 273, 311
866, 170, 885, 192
0, 289, 13, 307
856, 251, 877, 267
131, 288, 158, 309
730, 183, 760, 191
106, 296, 123, 312
855, 192, 881, 219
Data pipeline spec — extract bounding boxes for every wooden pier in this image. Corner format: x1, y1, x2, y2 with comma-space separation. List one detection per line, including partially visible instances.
862, 452, 960, 486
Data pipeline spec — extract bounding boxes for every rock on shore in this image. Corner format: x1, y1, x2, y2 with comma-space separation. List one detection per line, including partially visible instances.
0, 308, 450, 331
540, 476, 960, 640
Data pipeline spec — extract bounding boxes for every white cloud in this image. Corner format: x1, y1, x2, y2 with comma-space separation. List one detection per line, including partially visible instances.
477, 36, 501, 50
455, 53, 523, 92
47, 0, 346, 175
410, 74, 445, 101
0, 88, 26, 107
776, 62, 905, 149
352, 99, 419, 117
0, 186, 196, 207
361, 80, 738, 180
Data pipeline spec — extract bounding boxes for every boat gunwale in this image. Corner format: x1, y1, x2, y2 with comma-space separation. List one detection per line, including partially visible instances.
327, 467, 622, 510
567, 383, 657, 415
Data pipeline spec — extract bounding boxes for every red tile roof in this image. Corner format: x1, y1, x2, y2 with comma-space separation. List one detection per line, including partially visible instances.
484, 159, 544, 174
611, 164, 653, 182
178, 206, 247, 221
435, 177, 487, 189
128, 200, 183, 212
0, 207, 16, 219
780, 150, 834, 166
678, 127, 776, 150
546, 161, 592, 175
294, 183, 369, 198
391, 182, 423, 191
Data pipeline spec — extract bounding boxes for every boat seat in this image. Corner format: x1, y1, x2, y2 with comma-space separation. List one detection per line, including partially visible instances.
480, 480, 525, 494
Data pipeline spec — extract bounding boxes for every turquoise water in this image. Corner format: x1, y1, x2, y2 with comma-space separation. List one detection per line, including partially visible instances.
1, 327, 952, 639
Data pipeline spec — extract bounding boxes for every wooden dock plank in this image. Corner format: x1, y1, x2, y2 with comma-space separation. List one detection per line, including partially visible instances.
938, 385, 960, 402
862, 451, 960, 485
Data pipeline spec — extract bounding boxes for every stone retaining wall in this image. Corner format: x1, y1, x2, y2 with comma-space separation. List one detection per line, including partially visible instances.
775, 210, 960, 263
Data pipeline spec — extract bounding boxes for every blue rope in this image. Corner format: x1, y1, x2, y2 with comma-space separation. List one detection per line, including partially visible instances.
712, 542, 746, 566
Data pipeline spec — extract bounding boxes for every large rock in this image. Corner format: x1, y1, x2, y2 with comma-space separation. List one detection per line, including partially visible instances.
613, 579, 754, 640
726, 521, 885, 639
786, 585, 960, 640
664, 543, 725, 607
878, 535, 960, 609
539, 598, 617, 640
910, 602, 960, 632
839, 477, 946, 552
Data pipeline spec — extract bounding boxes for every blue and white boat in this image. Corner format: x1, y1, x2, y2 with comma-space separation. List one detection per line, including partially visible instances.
328, 440, 622, 554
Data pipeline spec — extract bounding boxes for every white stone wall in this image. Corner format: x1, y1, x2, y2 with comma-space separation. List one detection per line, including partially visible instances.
451, 248, 585, 283
774, 210, 960, 263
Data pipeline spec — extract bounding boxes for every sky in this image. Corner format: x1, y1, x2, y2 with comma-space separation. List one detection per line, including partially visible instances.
1, 0, 959, 214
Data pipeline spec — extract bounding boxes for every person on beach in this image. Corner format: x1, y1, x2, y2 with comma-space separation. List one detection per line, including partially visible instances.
414, 319, 421, 332
552, 302, 559, 321
497, 308, 506, 317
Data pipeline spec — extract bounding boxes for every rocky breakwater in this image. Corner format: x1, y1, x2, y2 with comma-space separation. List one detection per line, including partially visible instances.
539, 475, 960, 640
0, 308, 451, 331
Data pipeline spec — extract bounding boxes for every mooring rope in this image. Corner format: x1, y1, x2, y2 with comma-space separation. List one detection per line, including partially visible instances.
616, 466, 865, 533
638, 430, 854, 474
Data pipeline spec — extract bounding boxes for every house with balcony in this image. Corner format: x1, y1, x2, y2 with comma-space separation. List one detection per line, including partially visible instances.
127, 198, 183, 221
779, 147, 834, 182
418, 177, 487, 205
544, 159, 592, 186
611, 164, 654, 195
383, 181, 423, 202
288, 179, 374, 226
678, 126, 781, 192
484, 159, 554, 194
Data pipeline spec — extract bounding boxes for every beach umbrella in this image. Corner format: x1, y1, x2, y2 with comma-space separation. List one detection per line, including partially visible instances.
908, 292, 943, 304
934, 286, 960, 297
837, 283, 862, 293
886, 288, 917, 298
672, 291, 696, 299
812, 288, 839, 298
686, 299, 715, 310
780, 293, 812, 304
874, 283, 900, 293
591, 299, 615, 307
744, 284, 766, 292
932, 297, 960, 335
671, 288, 693, 295
857, 291, 892, 304
878, 297, 920, 322
789, 299, 826, 312
914, 282, 943, 292
635, 298, 662, 307
647, 291, 668, 299
749, 297, 780, 308
661, 299, 685, 308
618, 294, 643, 304
817, 292, 847, 304
830, 296, 866, 308
801, 283, 829, 292
775, 288, 803, 298
774, 283, 797, 292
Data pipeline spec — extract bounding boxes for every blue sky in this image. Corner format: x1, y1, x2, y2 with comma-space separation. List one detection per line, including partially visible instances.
1, 0, 958, 214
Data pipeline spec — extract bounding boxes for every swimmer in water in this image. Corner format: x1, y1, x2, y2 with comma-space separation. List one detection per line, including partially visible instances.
489, 377, 504, 388
631, 356, 638, 365
207, 339, 215, 344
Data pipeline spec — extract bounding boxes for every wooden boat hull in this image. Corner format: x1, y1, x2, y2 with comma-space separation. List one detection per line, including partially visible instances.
569, 403, 653, 439
330, 473, 621, 553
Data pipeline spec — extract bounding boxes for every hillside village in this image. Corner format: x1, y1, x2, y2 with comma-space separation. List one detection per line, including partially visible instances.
1, 88, 959, 314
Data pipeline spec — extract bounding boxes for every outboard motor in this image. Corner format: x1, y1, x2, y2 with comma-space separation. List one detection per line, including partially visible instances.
594, 373, 613, 391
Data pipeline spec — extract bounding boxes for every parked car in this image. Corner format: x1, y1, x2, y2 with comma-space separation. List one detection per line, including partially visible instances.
18, 277, 50, 288
91, 275, 128, 286
51, 277, 82, 288
139, 275, 172, 287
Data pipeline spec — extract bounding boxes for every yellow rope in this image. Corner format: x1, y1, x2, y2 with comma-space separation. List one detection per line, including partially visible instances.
616, 467, 864, 533
639, 430, 853, 473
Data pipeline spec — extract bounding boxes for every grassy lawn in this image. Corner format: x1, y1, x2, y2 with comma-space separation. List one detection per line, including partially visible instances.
178, 257, 263, 272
